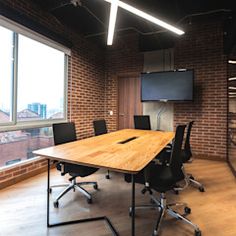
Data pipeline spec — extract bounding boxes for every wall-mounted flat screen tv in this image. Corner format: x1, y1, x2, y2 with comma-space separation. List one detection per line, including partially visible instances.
141, 70, 194, 101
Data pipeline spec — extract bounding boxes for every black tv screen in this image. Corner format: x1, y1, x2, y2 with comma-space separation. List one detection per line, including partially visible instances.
141, 70, 194, 101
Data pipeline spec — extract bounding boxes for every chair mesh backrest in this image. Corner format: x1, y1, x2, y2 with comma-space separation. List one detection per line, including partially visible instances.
170, 125, 186, 177
184, 121, 194, 158
134, 115, 151, 130
53, 122, 77, 145
93, 119, 107, 136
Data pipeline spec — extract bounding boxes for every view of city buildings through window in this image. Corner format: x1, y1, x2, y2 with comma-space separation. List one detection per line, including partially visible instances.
0, 127, 53, 166
0, 24, 67, 167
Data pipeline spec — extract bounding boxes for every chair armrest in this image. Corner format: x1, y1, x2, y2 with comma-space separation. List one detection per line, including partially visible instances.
56, 162, 66, 176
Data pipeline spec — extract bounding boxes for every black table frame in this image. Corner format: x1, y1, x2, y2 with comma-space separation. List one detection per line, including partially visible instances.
46, 159, 136, 236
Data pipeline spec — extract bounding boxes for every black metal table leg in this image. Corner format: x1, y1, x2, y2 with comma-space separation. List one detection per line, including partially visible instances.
131, 174, 135, 236
46, 159, 119, 235
47, 159, 50, 227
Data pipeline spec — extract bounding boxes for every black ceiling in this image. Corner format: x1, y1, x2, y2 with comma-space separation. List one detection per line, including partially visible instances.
30, 0, 236, 52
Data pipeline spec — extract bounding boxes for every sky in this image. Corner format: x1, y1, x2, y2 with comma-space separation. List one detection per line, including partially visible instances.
0, 26, 65, 113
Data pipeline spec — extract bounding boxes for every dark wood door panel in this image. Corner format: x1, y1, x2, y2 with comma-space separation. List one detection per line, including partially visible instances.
118, 75, 142, 129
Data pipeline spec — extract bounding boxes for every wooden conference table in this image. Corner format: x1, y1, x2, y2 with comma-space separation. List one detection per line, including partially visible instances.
34, 129, 174, 236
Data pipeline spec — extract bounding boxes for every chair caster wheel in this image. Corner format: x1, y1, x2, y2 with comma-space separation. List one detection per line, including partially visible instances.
49, 188, 52, 194
87, 198, 92, 204
199, 187, 205, 192
152, 230, 158, 236
53, 201, 59, 208
105, 174, 110, 179
195, 230, 201, 236
93, 184, 98, 190
184, 207, 191, 214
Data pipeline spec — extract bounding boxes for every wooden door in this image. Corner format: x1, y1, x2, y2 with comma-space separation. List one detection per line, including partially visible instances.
118, 76, 142, 129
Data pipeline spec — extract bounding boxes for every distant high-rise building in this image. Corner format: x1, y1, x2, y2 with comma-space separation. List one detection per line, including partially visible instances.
28, 103, 47, 119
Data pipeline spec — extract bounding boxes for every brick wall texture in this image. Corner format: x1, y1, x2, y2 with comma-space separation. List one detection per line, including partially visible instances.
174, 16, 228, 160
0, 1, 229, 188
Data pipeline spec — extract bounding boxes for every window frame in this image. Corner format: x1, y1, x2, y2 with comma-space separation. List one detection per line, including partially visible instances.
0, 17, 69, 132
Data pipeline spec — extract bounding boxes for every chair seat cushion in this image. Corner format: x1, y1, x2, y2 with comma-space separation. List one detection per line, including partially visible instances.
56, 162, 98, 177
125, 162, 177, 192
150, 165, 176, 192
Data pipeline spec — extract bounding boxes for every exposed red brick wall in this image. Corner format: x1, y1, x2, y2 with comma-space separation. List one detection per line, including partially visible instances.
105, 33, 144, 131
0, 0, 106, 188
174, 16, 228, 161
0, 158, 47, 190
68, 46, 105, 139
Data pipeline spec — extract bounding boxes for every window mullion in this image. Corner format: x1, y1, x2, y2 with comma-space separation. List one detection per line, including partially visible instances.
64, 54, 68, 121
12, 32, 18, 125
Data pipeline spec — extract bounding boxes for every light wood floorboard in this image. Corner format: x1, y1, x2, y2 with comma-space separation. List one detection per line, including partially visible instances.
0, 159, 236, 236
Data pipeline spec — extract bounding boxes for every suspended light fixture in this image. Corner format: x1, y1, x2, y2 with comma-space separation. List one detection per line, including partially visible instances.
105, 0, 185, 45
107, 0, 118, 45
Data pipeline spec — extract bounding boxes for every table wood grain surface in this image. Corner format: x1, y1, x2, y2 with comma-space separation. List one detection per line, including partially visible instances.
33, 129, 174, 174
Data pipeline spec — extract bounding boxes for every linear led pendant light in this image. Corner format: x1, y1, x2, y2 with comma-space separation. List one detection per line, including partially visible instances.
105, 0, 185, 45
107, 0, 118, 45
228, 60, 236, 64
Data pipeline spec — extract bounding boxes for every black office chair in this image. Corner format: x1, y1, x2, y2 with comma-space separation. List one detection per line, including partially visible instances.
93, 119, 110, 179
134, 115, 151, 130
125, 125, 201, 236
158, 121, 204, 192
50, 122, 98, 208
93, 119, 108, 136
182, 121, 205, 192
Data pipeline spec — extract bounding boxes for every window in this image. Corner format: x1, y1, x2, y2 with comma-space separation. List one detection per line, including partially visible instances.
0, 26, 14, 124
0, 127, 54, 167
0, 19, 69, 167
17, 35, 65, 122
0, 22, 68, 130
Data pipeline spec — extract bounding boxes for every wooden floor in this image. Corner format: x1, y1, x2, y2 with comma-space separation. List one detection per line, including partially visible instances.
0, 159, 236, 236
